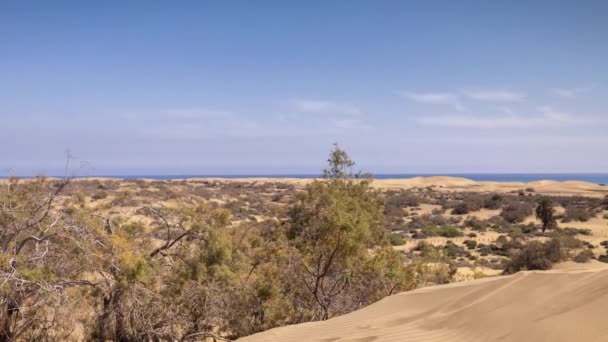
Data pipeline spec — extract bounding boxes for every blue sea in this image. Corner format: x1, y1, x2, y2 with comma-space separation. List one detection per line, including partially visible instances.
72, 173, 608, 185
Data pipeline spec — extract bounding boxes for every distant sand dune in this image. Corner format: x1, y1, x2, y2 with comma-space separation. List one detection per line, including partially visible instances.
6, 176, 605, 197
188, 176, 608, 197
239, 264, 608, 342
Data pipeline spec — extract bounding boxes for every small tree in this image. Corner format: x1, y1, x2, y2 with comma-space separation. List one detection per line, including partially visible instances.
321, 143, 355, 179
287, 144, 406, 320
535, 198, 556, 233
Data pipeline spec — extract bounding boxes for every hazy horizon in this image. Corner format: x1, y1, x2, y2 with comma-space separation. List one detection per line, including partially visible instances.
2, 2, 607, 175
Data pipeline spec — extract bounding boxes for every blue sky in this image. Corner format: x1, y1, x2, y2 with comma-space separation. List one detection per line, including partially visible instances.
1, 1, 607, 176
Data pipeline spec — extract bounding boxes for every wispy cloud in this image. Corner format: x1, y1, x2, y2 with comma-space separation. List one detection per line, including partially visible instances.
417, 107, 576, 128
291, 99, 361, 115
164, 108, 234, 119
553, 86, 594, 99
461, 89, 525, 102
330, 118, 370, 130
536, 106, 572, 121
121, 107, 234, 120
125, 103, 371, 140
400, 88, 525, 110
398, 91, 464, 111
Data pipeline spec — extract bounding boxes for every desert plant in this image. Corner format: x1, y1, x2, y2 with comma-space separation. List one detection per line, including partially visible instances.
286, 145, 408, 320
574, 249, 594, 263
463, 240, 477, 250
562, 205, 593, 222
535, 198, 557, 233
451, 203, 470, 215
389, 233, 406, 246
91, 190, 108, 200
500, 201, 533, 223
503, 241, 553, 274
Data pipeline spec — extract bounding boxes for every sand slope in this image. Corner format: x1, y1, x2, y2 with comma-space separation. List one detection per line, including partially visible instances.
239, 265, 608, 342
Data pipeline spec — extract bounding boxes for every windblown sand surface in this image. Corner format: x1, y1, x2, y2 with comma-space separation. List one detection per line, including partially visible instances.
239, 263, 608, 342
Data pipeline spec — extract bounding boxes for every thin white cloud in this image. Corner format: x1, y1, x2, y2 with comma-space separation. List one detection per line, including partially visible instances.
291, 99, 361, 115
330, 118, 370, 130
536, 106, 572, 121
417, 107, 576, 128
121, 107, 234, 120
398, 91, 464, 111
418, 115, 545, 128
461, 89, 525, 102
553, 86, 594, 99
164, 108, 234, 119
129, 102, 372, 140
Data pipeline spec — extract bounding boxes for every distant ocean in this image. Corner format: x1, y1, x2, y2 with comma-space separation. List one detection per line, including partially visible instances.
72, 173, 608, 184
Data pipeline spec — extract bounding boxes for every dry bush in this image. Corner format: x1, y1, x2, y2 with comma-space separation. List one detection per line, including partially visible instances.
503, 235, 585, 274
500, 201, 533, 223
503, 241, 553, 273
562, 205, 593, 222
91, 190, 108, 200
574, 249, 594, 263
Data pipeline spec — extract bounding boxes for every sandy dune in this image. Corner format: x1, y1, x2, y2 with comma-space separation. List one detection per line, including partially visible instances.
5, 176, 605, 197
239, 264, 608, 342
190, 176, 608, 198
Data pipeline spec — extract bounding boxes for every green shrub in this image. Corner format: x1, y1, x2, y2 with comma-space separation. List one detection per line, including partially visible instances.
508, 227, 524, 239
464, 217, 487, 231
421, 224, 463, 238
389, 233, 405, 246
439, 226, 463, 238
443, 242, 465, 257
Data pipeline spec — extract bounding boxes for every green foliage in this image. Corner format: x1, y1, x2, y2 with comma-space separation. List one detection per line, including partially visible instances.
204, 229, 232, 268
464, 217, 487, 231
422, 224, 464, 237
412, 243, 457, 285
285, 145, 408, 320
389, 233, 406, 246
322, 143, 357, 179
